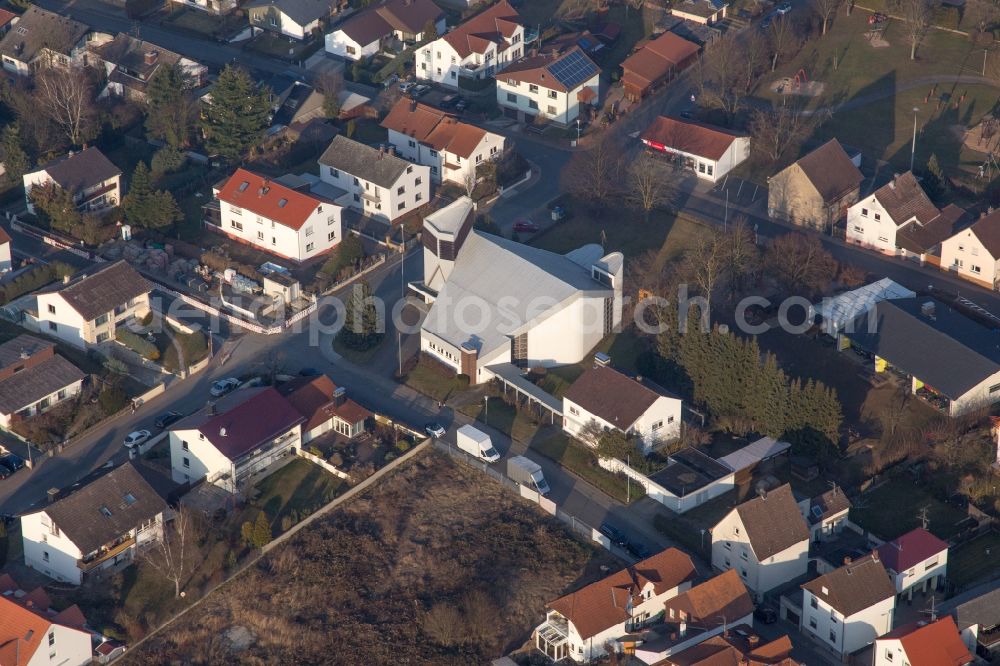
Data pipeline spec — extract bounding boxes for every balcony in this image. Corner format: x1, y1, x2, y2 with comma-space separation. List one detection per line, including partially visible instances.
79, 536, 135, 573
361, 190, 381, 204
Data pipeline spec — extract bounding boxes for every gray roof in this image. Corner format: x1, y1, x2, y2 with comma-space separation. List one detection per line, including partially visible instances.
38, 147, 122, 195
845, 297, 1000, 399
422, 231, 614, 359
42, 462, 168, 555
0, 354, 84, 415
45, 261, 152, 322
802, 555, 896, 617
0, 335, 53, 372
318, 135, 413, 188
954, 587, 1000, 631
807, 487, 852, 526
733, 484, 809, 560
245, 0, 336, 25
0, 6, 88, 64
424, 196, 476, 237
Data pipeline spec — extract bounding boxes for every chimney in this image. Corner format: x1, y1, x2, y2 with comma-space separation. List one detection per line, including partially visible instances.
388, 145, 396, 157
679, 621, 687, 637
748, 635, 759, 648
220, 427, 228, 437
333, 386, 346, 406
378, 145, 385, 160
921, 301, 936, 318
47, 488, 60, 504
144, 51, 158, 65
410, 98, 417, 112
62, 274, 71, 284
872, 549, 880, 562
844, 556, 852, 565
207, 401, 216, 416
19, 350, 29, 360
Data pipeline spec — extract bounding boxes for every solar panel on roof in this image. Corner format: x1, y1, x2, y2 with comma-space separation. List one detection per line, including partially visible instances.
548, 50, 598, 89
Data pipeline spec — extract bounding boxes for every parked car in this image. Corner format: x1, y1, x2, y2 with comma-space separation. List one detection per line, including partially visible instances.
424, 422, 446, 438
0, 467, 10, 480
154, 411, 183, 429
440, 93, 460, 108
626, 541, 652, 560
410, 84, 430, 98
210, 378, 241, 397
513, 218, 539, 233
775, 2, 792, 14
754, 606, 778, 624
0, 454, 24, 474
123, 430, 151, 448
454, 98, 469, 112
298, 367, 321, 377
398, 81, 415, 93
599, 522, 628, 548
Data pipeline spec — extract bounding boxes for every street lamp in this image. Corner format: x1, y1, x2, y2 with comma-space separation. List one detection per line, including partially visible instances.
910, 107, 920, 172
483, 395, 489, 426
575, 118, 581, 143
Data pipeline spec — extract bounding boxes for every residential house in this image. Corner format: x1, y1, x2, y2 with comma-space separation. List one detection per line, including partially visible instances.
416, 196, 623, 382
0, 226, 11, 273
496, 47, 601, 126
767, 139, 863, 232
843, 297, 1000, 416
633, 569, 755, 664
656, 631, 801, 666
800, 554, 896, 658
278, 374, 372, 442
846, 171, 969, 262
211, 168, 343, 262
562, 361, 682, 453
0, 10, 17, 39
168, 387, 304, 492
417, 0, 524, 87
89, 34, 206, 102
325, 0, 444, 61
318, 135, 431, 223
631, 447, 735, 514
21, 462, 168, 584
23, 147, 123, 215
710, 484, 810, 600
874, 616, 972, 666
954, 586, 1000, 659
534, 548, 698, 662
381, 98, 506, 185
0, 7, 89, 76
0, 578, 91, 666
269, 82, 330, 131
180, 0, 238, 16
875, 527, 948, 600
0, 335, 85, 427
32, 261, 152, 350
940, 208, 1000, 289
621, 31, 700, 101
641, 116, 749, 183
671, 0, 728, 24
799, 486, 852, 542
247, 0, 347, 41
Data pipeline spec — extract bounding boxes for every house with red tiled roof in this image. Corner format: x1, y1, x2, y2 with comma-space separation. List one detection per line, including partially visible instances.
562, 362, 682, 454
875, 527, 948, 600
168, 386, 305, 492
940, 208, 1000, 290
278, 374, 372, 442
381, 98, 506, 185
0, 575, 92, 666
641, 116, 749, 183
657, 629, 802, 665
534, 547, 697, 662
495, 46, 602, 126
417, 1, 525, 87
212, 168, 343, 262
622, 31, 700, 101
874, 616, 972, 666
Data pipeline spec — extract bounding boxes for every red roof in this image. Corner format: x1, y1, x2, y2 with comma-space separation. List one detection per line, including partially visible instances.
380, 99, 490, 159
875, 527, 948, 574
0, 577, 89, 666
0, 10, 15, 28
195, 387, 305, 461
217, 168, 325, 231
622, 32, 699, 87
0, 227, 11, 245
279, 375, 373, 431
443, 0, 522, 58
641, 116, 746, 161
883, 616, 972, 666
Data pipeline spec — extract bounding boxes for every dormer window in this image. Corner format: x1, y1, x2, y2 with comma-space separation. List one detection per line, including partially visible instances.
100, 506, 112, 517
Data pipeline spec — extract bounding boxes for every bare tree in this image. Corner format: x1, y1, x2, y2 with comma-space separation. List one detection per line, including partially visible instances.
625, 0, 645, 17
769, 14, 799, 70
696, 32, 751, 123
576, 419, 607, 448
143, 509, 202, 599
682, 232, 727, 310
561, 134, 623, 205
812, 0, 843, 34
744, 31, 770, 93
33, 67, 97, 147
749, 103, 813, 162
421, 603, 464, 646
720, 216, 761, 297
899, 0, 937, 59
765, 232, 839, 297
315, 71, 345, 119
463, 170, 477, 197
626, 153, 673, 218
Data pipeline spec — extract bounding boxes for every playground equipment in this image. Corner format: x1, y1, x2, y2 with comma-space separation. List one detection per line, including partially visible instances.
791, 68, 808, 90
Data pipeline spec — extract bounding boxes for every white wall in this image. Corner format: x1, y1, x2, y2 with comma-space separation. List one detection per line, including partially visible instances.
496, 73, 599, 126
633, 611, 755, 664
0, 241, 11, 273
890, 550, 948, 595
846, 196, 899, 254
325, 30, 379, 60
802, 589, 895, 656
417, 27, 524, 86
170, 427, 233, 488
0, 377, 83, 427
21, 510, 84, 584
948, 370, 1000, 417
598, 457, 735, 513
217, 196, 342, 261
25, 623, 91, 666
319, 161, 430, 222
941, 227, 999, 287
563, 394, 680, 454
711, 510, 808, 599
387, 127, 505, 185
34, 292, 86, 349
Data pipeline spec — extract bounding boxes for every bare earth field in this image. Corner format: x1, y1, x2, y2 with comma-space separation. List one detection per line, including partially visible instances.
123, 451, 612, 665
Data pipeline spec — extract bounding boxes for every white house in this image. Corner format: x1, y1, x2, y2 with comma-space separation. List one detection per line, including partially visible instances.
0, 226, 10, 274
381, 98, 506, 185
496, 46, 600, 126
23, 147, 123, 215
88, 33, 207, 102
600, 447, 735, 514
417, 0, 524, 87
246, 0, 345, 41
954, 587, 1000, 658
846, 171, 968, 260
800, 554, 896, 659
169, 387, 304, 492
415, 196, 623, 382
0, 580, 92, 666
711, 485, 809, 600
318, 135, 430, 223
799, 486, 852, 543
0, 335, 85, 428
325, 0, 444, 60
940, 208, 1000, 290
178, 0, 237, 15
562, 361, 681, 453
21, 462, 168, 585
875, 616, 972, 666
31, 261, 152, 350
278, 374, 372, 443
0, 7, 90, 76
212, 168, 343, 262
641, 115, 749, 183
535, 548, 698, 662
875, 527, 948, 600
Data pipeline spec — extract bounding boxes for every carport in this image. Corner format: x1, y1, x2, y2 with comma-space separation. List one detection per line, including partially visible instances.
484, 363, 562, 424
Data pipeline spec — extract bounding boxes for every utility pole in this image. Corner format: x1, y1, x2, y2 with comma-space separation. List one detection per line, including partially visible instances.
918, 506, 930, 530
985, 48, 989, 77
910, 107, 920, 172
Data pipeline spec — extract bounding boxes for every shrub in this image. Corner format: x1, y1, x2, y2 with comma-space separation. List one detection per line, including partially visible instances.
99, 386, 128, 416
396, 440, 410, 453
139, 311, 154, 326
150, 146, 186, 179
455, 374, 470, 388
0, 261, 76, 305
116, 329, 160, 361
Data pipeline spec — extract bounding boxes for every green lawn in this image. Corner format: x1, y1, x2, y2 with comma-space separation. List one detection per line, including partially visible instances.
247, 458, 346, 537
850, 478, 969, 541
948, 532, 1000, 589
535, 327, 649, 399
459, 399, 541, 442
530, 428, 645, 504
403, 356, 467, 402
332, 333, 387, 365
344, 119, 387, 145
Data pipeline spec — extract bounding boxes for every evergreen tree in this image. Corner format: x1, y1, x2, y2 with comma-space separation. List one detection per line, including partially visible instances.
29, 184, 81, 233
122, 162, 183, 230
595, 430, 638, 461
337, 280, 383, 351
146, 63, 196, 149
1, 124, 29, 185
923, 153, 948, 202
201, 65, 271, 161
251, 511, 271, 548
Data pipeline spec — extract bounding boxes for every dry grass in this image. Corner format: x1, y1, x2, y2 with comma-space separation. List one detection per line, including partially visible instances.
122, 451, 612, 665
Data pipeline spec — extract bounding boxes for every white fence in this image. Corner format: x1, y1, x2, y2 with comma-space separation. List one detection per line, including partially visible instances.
296, 448, 351, 480
157, 284, 318, 336
598, 456, 734, 514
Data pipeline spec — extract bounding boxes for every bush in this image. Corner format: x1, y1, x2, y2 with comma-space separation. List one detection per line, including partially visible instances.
199, 251, 262, 282
934, 5, 961, 29
455, 374, 470, 388
396, 440, 410, 453
150, 146, 186, 180
0, 261, 76, 305
116, 329, 160, 361
139, 311, 154, 326
99, 386, 128, 416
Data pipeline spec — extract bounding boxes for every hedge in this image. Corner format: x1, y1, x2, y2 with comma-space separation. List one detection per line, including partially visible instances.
0, 262, 76, 305
116, 329, 160, 361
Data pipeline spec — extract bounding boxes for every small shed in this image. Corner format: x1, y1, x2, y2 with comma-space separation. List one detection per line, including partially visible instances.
263, 271, 300, 303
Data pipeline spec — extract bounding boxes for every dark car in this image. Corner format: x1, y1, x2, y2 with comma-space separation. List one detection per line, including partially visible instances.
626, 541, 653, 560
298, 367, 321, 377
440, 93, 460, 108
599, 522, 628, 548
0, 454, 24, 474
154, 411, 183, 429
754, 606, 778, 624
513, 218, 539, 233
0, 466, 11, 480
